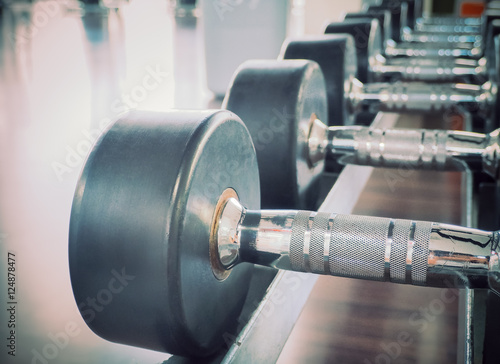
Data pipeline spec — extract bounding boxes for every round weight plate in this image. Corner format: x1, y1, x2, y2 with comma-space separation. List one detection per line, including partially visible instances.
69, 110, 260, 357
324, 18, 382, 84
280, 35, 357, 128
344, 10, 392, 52
223, 59, 327, 209
482, 10, 500, 39
368, 4, 402, 42
486, 20, 500, 79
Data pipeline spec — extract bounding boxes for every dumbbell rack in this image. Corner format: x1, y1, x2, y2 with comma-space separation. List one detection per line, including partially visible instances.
161, 110, 499, 364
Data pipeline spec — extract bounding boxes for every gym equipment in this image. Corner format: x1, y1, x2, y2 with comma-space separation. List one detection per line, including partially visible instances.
364, 8, 500, 58
221, 59, 328, 209
368, 0, 496, 40
224, 59, 500, 209
69, 109, 500, 358
325, 17, 500, 83
280, 34, 500, 131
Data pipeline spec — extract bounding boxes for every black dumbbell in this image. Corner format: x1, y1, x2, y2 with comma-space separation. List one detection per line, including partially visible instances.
69, 107, 500, 358
344, 10, 482, 57
223, 59, 500, 209
326, 17, 500, 84
281, 33, 500, 132
412, 0, 500, 32
364, 7, 500, 57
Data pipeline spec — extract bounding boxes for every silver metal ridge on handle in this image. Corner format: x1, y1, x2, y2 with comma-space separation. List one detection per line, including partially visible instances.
214, 197, 500, 294
306, 119, 500, 180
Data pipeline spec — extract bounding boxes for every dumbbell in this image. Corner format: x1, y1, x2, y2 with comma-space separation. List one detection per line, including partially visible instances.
327, 16, 500, 84
69, 108, 500, 358
338, 15, 497, 83
344, 10, 482, 55
280, 34, 500, 132
412, 0, 494, 32
223, 59, 500, 210
371, 0, 492, 39
365, 8, 500, 58
366, 3, 481, 45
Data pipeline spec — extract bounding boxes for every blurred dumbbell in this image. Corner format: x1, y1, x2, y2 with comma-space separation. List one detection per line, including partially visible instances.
335, 16, 500, 83
224, 59, 500, 209
333, 12, 500, 68
371, 0, 496, 40
280, 33, 500, 132
344, 9, 481, 54
366, 1, 481, 44
364, 7, 500, 57
69, 107, 500, 358
412, 0, 499, 32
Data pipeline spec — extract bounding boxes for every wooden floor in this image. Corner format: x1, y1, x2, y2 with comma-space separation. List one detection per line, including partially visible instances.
278, 115, 464, 364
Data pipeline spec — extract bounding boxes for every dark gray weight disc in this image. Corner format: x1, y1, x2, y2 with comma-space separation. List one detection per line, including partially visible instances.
223, 59, 328, 209
344, 10, 392, 52
368, 4, 402, 42
486, 21, 500, 79
324, 18, 382, 84
280, 35, 357, 127
69, 110, 260, 357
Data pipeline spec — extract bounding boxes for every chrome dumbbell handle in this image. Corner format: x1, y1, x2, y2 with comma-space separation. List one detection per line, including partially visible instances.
328, 127, 485, 170
307, 121, 499, 180
374, 56, 487, 81
216, 199, 500, 293
385, 40, 482, 58
350, 79, 493, 113
413, 23, 481, 33
401, 30, 482, 44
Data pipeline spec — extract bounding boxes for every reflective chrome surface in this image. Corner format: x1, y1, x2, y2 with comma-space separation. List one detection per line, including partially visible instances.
215, 197, 500, 293
401, 29, 482, 44
306, 117, 500, 180
385, 39, 483, 58
373, 56, 488, 82
351, 79, 495, 115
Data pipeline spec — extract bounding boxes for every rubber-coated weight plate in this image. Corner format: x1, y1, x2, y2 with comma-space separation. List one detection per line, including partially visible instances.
344, 10, 392, 51
223, 59, 328, 209
368, 4, 402, 42
69, 110, 260, 357
486, 20, 500, 79
491, 35, 500, 129
280, 35, 357, 127
324, 18, 382, 83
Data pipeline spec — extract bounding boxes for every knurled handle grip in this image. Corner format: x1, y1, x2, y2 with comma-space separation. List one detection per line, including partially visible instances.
339, 128, 451, 169
290, 212, 432, 286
